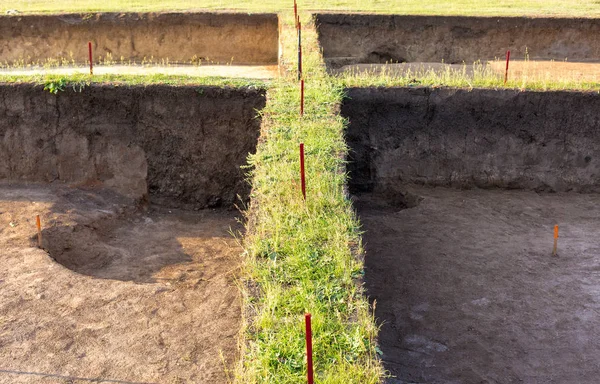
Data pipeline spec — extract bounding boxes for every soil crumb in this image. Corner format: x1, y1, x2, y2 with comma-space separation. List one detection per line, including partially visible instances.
0, 182, 242, 383
358, 187, 600, 384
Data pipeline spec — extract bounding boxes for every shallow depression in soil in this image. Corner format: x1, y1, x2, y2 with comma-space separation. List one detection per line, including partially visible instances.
359, 187, 600, 384
0, 183, 242, 383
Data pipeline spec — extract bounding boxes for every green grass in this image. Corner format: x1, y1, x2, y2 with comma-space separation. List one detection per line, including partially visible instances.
0, 73, 268, 88
335, 62, 600, 92
3, 0, 600, 17
236, 13, 383, 383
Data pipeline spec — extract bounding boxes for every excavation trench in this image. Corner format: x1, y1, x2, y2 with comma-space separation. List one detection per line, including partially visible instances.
0, 83, 265, 383
316, 14, 600, 81
0, 12, 279, 78
343, 87, 600, 383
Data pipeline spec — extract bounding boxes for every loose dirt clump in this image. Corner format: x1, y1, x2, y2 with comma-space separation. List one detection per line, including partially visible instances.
0, 182, 242, 384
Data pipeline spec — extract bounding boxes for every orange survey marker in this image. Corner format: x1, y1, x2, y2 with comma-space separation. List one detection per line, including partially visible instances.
36, 215, 42, 248
552, 224, 558, 256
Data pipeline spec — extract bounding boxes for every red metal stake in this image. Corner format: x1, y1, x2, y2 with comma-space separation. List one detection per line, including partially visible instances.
88, 41, 93, 75
305, 313, 314, 384
300, 79, 304, 116
294, 0, 298, 31
300, 143, 306, 200
298, 20, 302, 81
504, 50, 510, 85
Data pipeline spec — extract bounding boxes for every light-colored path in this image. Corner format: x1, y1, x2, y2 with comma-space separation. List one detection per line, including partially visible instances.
0, 64, 279, 79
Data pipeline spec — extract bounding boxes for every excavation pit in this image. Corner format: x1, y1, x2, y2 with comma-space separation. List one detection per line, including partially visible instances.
0, 82, 265, 382
343, 87, 600, 383
316, 14, 600, 82
0, 12, 279, 78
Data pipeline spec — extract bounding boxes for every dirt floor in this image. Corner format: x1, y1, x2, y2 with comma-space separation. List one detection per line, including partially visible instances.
0, 64, 278, 79
357, 187, 600, 384
335, 60, 600, 83
0, 182, 243, 384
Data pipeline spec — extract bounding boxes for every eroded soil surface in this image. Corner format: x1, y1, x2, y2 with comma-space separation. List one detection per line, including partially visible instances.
358, 187, 600, 384
0, 182, 242, 383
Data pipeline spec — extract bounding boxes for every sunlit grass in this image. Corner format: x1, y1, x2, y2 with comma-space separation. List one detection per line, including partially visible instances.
0, 72, 269, 88
3, 0, 600, 17
335, 61, 600, 92
236, 12, 384, 384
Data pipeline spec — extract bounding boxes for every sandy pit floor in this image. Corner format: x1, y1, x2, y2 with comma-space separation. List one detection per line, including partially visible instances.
357, 187, 600, 384
0, 64, 279, 79
0, 182, 242, 383
336, 61, 600, 83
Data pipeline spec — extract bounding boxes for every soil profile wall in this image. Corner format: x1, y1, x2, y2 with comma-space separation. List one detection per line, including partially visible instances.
315, 14, 600, 68
0, 84, 265, 208
0, 12, 279, 65
343, 87, 600, 194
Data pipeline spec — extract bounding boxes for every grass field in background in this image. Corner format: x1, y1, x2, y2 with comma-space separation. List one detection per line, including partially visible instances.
2, 0, 600, 17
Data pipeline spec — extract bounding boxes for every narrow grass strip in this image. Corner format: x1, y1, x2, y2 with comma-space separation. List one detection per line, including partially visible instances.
335, 62, 600, 92
238, 12, 384, 384
0, 73, 269, 88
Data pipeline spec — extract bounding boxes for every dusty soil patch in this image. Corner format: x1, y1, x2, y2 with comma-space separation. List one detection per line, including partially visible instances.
358, 187, 600, 384
0, 182, 242, 383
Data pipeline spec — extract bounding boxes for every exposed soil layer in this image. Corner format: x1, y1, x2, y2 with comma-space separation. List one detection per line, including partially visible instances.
342, 87, 600, 195
0, 84, 265, 208
0, 182, 242, 383
0, 12, 279, 65
315, 14, 600, 68
359, 187, 600, 384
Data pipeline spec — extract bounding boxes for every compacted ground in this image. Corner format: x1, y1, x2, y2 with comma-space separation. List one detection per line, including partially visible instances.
0, 182, 242, 384
358, 187, 600, 384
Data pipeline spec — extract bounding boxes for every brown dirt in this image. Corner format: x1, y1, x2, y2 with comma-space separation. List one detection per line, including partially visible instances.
0, 84, 265, 209
358, 187, 600, 384
0, 182, 242, 383
0, 12, 279, 66
316, 14, 600, 69
342, 87, 600, 195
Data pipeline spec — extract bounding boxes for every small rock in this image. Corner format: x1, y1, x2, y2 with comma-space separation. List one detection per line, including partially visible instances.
6, 10, 20, 15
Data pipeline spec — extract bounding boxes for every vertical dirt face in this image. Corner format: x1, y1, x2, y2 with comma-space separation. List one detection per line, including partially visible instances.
0, 84, 266, 208
315, 14, 600, 68
0, 12, 279, 65
342, 87, 600, 195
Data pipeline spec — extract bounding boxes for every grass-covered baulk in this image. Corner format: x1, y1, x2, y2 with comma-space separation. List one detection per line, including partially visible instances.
237, 12, 383, 383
